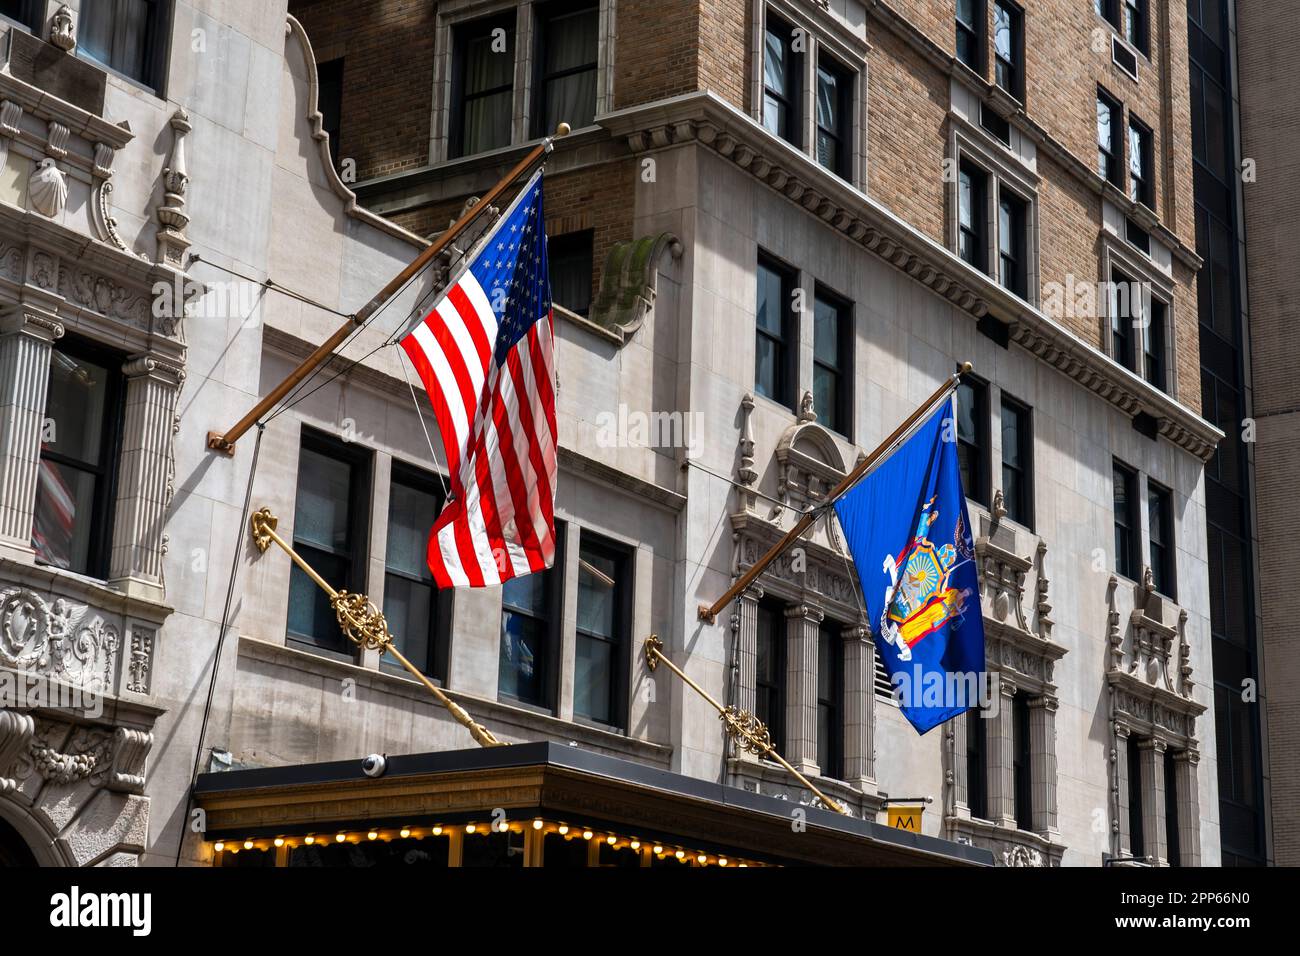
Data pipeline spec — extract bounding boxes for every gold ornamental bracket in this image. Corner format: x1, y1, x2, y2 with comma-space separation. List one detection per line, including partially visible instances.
644, 635, 851, 816
249, 507, 502, 748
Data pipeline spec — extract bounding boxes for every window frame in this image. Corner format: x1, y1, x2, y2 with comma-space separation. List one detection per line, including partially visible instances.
957, 374, 991, 507
0, 0, 41, 33
967, 709, 990, 821
74, 0, 173, 95
530, 0, 600, 139
381, 461, 452, 682
958, 158, 989, 273
34, 334, 125, 581
1097, 87, 1124, 188
999, 393, 1033, 529
1147, 479, 1176, 599
548, 229, 595, 318
814, 50, 854, 180
498, 519, 567, 711
1109, 266, 1139, 371
992, 0, 1024, 101
1013, 691, 1033, 832
1127, 735, 1146, 859
762, 9, 804, 148
287, 428, 373, 658
812, 284, 853, 437
1113, 459, 1140, 582
449, 11, 518, 159
1128, 114, 1154, 208
755, 598, 788, 755
1144, 296, 1168, 392
754, 251, 799, 411
997, 186, 1029, 299
816, 620, 845, 781
573, 529, 633, 730
955, 0, 986, 74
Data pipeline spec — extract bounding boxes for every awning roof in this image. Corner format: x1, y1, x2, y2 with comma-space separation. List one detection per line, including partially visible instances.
194, 741, 991, 866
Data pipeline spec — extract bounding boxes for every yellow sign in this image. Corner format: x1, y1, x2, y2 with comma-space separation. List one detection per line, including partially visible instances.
886, 805, 924, 832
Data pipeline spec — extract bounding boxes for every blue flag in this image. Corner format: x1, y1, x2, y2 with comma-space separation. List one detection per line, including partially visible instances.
833, 397, 985, 734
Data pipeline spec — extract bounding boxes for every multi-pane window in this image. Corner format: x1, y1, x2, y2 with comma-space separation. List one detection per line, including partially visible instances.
815, 55, 853, 179
967, 709, 989, 820
1013, 692, 1033, 831
1097, 90, 1123, 186
33, 339, 123, 578
1145, 298, 1167, 391
1113, 460, 1139, 580
762, 12, 802, 146
1111, 269, 1138, 370
1148, 480, 1175, 598
574, 532, 631, 727
755, 254, 797, 409
817, 622, 844, 779
957, 377, 989, 505
997, 189, 1028, 298
549, 230, 594, 317
1000, 395, 1032, 528
382, 466, 448, 680
452, 15, 516, 158
959, 160, 988, 271
1128, 116, 1153, 207
316, 59, 344, 170
956, 0, 985, 72
287, 431, 371, 654
755, 600, 787, 753
78, 0, 169, 90
813, 289, 851, 435
992, 1, 1023, 99
499, 522, 565, 708
1127, 736, 1146, 859
532, 1, 599, 137
1122, 0, 1148, 53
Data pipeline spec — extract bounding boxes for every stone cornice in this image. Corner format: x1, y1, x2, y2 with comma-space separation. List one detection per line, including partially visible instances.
598, 92, 1223, 463
0, 72, 134, 152
862, 0, 1201, 271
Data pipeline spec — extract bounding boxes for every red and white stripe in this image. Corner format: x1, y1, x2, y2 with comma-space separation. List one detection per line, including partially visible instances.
400, 270, 558, 589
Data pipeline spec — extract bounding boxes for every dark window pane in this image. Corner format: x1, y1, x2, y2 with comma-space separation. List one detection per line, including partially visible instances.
455, 18, 515, 156
1128, 738, 1145, 858
549, 231, 594, 316
33, 460, 97, 572
294, 449, 354, 552
80, 0, 162, 87
536, 4, 598, 134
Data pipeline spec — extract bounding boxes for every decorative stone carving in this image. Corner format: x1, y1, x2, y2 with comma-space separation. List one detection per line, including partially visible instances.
0, 587, 119, 693
798, 390, 817, 423
0, 709, 35, 793
773, 419, 847, 520
991, 488, 1008, 522
57, 263, 151, 327
126, 628, 154, 694
588, 232, 683, 342
155, 109, 192, 266
0, 100, 20, 139
1034, 541, 1054, 640
28, 159, 68, 218
108, 728, 152, 794
1003, 844, 1045, 867
50, 4, 76, 52
46, 122, 70, 159
30, 727, 113, 786
737, 393, 757, 488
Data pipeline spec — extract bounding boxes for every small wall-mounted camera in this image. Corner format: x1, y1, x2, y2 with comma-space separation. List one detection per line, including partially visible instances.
361, 754, 387, 778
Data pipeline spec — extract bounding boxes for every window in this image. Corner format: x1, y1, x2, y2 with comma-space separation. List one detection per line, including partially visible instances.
997, 189, 1028, 298
1113, 460, 1139, 580
957, 377, 989, 505
1164, 748, 1181, 866
32, 338, 123, 578
317, 59, 344, 170
755, 254, 797, 409
383, 466, 449, 681
1097, 90, 1123, 186
532, 1, 599, 137
78, 0, 170, 90
499, 522, 565, 708
451, 15, 516, 158
1127, 736, 1146, 859
992, 1, 1023, 100
1000, 395, 1032, 527
956, 0, 984, 72
958, 160, 988, 271
1122, 0, 1148, 53
980, 103, 1011, 145
1125, 217, 1152, 255
967, 709, 989, 820
817, 621, 844, 779
755, 600, 787, 753
549, 230, 594, 317
1110, 269, 1138, 369
0, 0, 41, 31
762, 12, 802, 146
574, 532, 631, 727
813, 288, 852, 435
815, 55, 853, 179
1128, 116, 1153, 207
1145, 298, 1167, 391
1013, 692, 1033, 831
287, 431, 372, 654
1148, 480, 1175, 598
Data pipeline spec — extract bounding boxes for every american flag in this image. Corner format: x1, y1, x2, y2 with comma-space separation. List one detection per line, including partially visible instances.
399, 170, 557, 588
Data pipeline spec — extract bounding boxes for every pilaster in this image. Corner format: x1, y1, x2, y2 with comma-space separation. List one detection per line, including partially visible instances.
988, 675, 1017, 827
1028, 695, 1058, 835
0, 309, 63, 555
841, 623, 874, 786
784, 603, 822, 775
1138, 736, 1168, 864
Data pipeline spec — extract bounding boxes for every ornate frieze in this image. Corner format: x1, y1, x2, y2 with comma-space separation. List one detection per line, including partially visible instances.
0, 587, 119, 694
0, 714, 152, 795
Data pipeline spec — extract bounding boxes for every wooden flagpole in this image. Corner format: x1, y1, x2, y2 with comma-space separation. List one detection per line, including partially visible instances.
206, 124, 571, 455
697, 363, 972, 624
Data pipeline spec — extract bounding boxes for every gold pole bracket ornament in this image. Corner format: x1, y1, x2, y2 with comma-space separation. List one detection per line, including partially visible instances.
642, 635, 850, 816
248, 506, 502, 748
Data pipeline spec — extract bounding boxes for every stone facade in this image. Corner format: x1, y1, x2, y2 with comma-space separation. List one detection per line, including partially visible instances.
0, 0, 1234, 868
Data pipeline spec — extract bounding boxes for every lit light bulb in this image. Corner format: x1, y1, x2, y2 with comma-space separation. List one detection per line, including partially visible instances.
274, 838, 285, 848
653, 845, 663, 855
675, 849, 685, 860
466, 824, 477, 834
335, 833, 346, 843
718, 858, 728, 867
304, 835, 315, 845
606, 835, 617, 845
400, 828, 411, 839
558, 825, 569, 835
697, 854, 707, 864
432, 826, 443, 836
582, 830, 593, 841
243, 840, 254, 850
533, 819, 544, 830
367, 831, 378, 841
213, 842, 224, 853
630, 841, 640, 851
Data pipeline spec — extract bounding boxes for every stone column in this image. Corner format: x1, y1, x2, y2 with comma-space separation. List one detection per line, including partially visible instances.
841, 624, 874, 785
109, 354, 184, 594
949, 710, 969, 814
1114, 724, 1131, 858
734, 585, 763, 718
987, 674, 1017, 827
1029, 695, 1058, 835
1174, 748, 1201, 866
1138, 737, 1168, 865
0, 309, 62, 554
784, 603, 823, 775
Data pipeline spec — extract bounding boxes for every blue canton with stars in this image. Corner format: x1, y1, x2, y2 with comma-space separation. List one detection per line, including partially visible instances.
467, 172, 551, 368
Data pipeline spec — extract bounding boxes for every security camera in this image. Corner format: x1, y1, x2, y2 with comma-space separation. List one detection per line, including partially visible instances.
361, 754, 387, 778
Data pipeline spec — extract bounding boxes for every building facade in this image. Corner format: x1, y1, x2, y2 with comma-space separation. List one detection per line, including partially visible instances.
0, 0, 1258, 867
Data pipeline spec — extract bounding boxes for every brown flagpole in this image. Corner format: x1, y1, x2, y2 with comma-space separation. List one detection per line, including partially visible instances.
206, 123, 572, 455
697, 362, 972, 624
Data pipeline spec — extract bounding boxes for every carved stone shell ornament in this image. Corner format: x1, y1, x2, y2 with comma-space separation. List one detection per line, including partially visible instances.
29, 159, 69, 218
